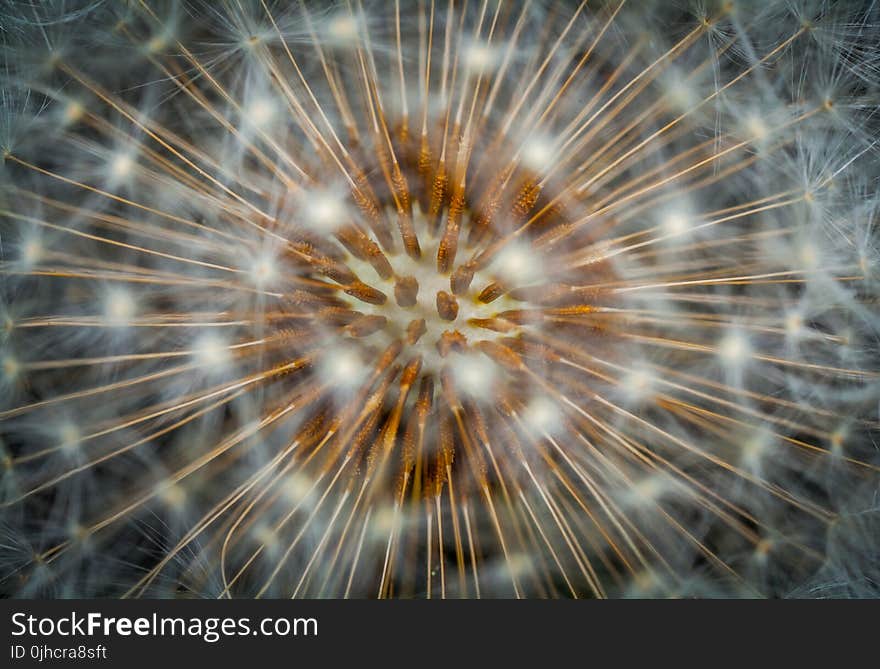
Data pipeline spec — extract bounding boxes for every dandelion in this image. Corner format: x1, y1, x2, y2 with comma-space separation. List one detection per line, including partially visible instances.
0, 0, 878, 598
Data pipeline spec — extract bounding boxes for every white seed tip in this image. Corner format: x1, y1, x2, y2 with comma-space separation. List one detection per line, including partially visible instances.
522, 395, 562, 433
103, 289, 136, 326
450, 353, 497, 397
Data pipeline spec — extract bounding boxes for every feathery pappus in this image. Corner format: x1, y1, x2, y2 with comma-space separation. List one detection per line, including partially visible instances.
0, 0, 879, 598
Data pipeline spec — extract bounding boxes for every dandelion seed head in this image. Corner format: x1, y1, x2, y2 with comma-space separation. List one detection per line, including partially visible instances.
1, 0, 878, 600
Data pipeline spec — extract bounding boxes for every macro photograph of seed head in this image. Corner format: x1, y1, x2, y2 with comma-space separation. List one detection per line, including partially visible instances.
0, 0, 878, 601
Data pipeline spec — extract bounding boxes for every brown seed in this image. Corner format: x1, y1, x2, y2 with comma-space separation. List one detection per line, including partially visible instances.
508, 282, 569, 302
437, 190, 465, 274
318, 306, 360, 326
547, 304, 597, 317
436, 330, 467, 357
467, 317, 517, 333
316, 258, 357, 285
406, 318, 427, 345
400, 356, 423, 387
346, 314, 387, 337
475, 340, 523, 371
427, 165, 448, 233
436, 290, 459, 321
512, 179, 541, 220
362, 238, 394, 279
497, 309, 542, 325
344, 281, 387, 305
450, 263, 475, 296
394, 276, 419, 307
478, 281, 507, 303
